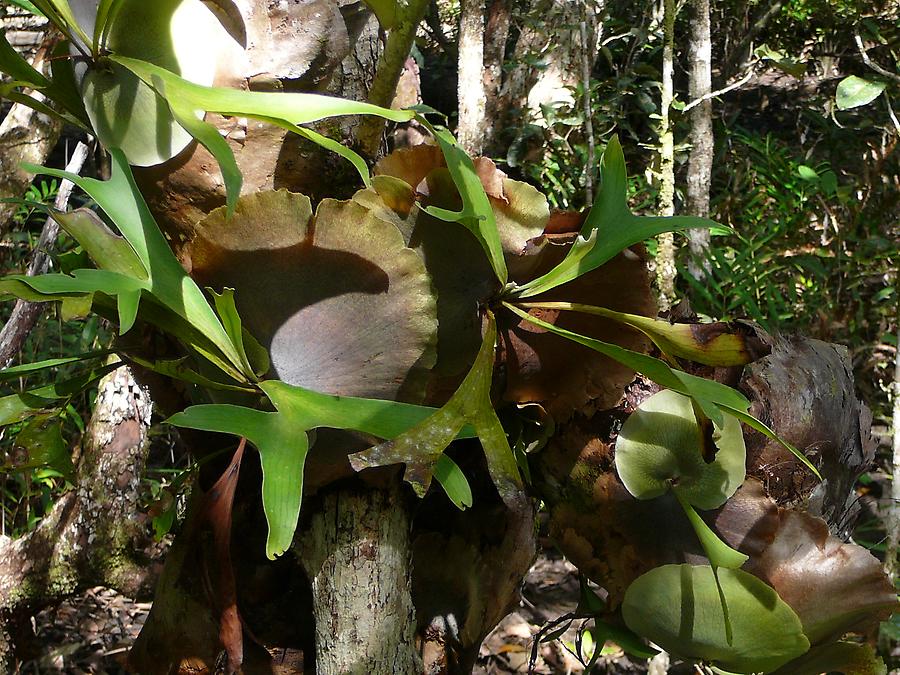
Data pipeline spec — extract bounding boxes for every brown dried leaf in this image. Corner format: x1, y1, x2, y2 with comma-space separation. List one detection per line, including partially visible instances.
713, 480, 898, 644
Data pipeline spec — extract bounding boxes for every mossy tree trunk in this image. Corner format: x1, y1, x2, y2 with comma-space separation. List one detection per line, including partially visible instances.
0, 366, 160, 671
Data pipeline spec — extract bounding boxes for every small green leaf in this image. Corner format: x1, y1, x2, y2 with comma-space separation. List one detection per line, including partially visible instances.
210, 288, 259, 382
432, 454, 473, 510
836, 76, 887, 110
349, 312, 523, 506
0, 363, 120, 426
797, 165, 818, 180
675, 492, 749, 569
0, 350, 111, 382
614, 390, 746, 510
15, 414, 74, 477
415, 117, 508, 285
622, 565, 810, 673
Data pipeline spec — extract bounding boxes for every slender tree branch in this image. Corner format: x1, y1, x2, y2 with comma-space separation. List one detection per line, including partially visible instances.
854, 30, 900, 84
579, 13, 595, 203
683, 66, 756, 112
355, 0, 431, 159
457, 0, 487, 155
0, 141, 89, 368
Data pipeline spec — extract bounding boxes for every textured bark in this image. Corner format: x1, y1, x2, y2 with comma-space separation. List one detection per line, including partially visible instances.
457, 0, 486, 155
134, 0, 385, 250
655, 0, 677, 311
296, 483, 420, 675
741, 335, 876, 534
889, 324, 900, 579
0, 45, 61, 237
0, 143, 88, 368
0, 366, 161, 671
685, 0, 713, 280
481, 0, 511, 154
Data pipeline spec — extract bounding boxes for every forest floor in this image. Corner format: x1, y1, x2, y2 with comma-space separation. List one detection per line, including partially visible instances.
17, 550, 646, 674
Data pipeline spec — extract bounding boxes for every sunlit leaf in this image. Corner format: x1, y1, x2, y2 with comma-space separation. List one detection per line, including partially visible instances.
517, 302, 762, 366
27, 150, 251, 378
0, 363, 120, 426
622, 565, 809, 673
111, 55, 414, 213
836, 76, 887, 110
674, 492, 748, 569
82, 62, 195, 168
349, 312, 523, 506
0, 350, 111, 382
615, 390, 746, 509
169, 380, 469, 558
414, 118, 509, 285
510, 136, 726, 298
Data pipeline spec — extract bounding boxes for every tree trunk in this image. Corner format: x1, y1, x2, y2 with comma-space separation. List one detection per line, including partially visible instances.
0, 365, 160, 671
482, 0, 511, 154
457, 0, 486, 155
295, 484, 420, 675
887, 324, 900, 580
501, 1, 601, 134
685, 0, 713, 280
655, 0, 677, 312
0, 45, 61, 237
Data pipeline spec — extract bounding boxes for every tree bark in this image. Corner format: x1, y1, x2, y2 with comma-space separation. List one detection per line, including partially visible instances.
457, 0, 487, 155
0, 143, 88, 368
655, 0, 677, 312
0, 365, 161, 671
295, 483, 420, 675
0, 53, 61, 237
685, 0, 713, 280
887, 324, 900, 580
355, 0, 431, 158
481, 0, 511, 154
502, 1, 601, 130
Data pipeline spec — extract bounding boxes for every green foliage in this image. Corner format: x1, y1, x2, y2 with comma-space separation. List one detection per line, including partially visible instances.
1, 4, 889, 669
614, 389, 746, 510
508, 137, 725, 298
836, 75, 888, 110
622, 565, 810, 673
